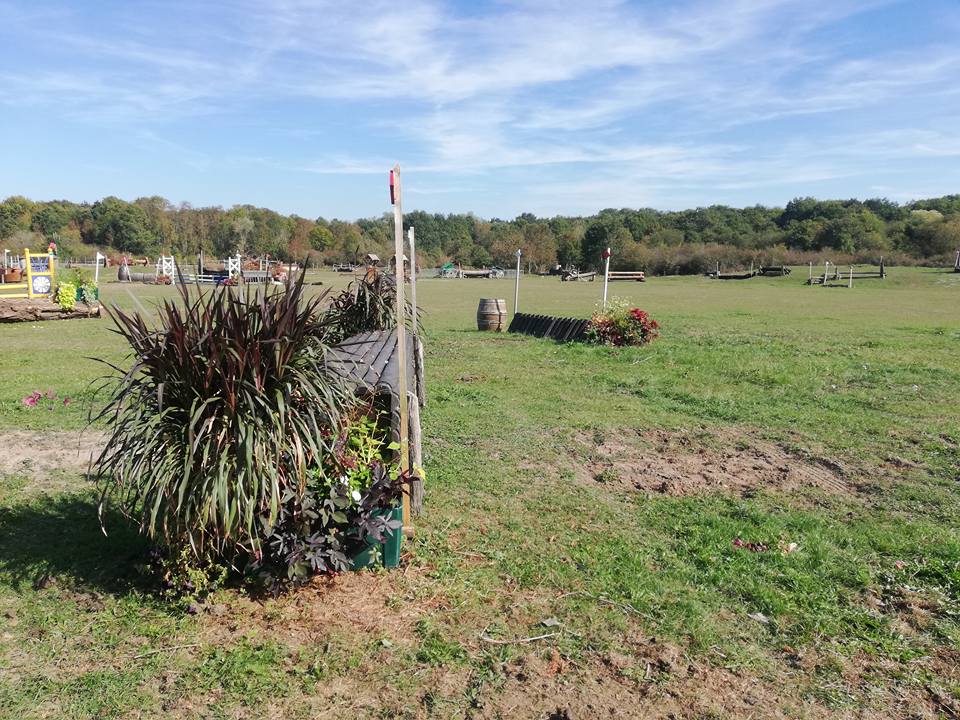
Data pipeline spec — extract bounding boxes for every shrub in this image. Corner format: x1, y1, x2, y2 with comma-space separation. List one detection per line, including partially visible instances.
55, 281, 77, 311
585, 300, 660, 347
92, 277, 352, 565
253, 459, 410, 588
251, 408, 407, 587
325, 269, 417, 343
66, 268, 99, 303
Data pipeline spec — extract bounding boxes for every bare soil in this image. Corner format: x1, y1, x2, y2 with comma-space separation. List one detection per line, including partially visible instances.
475, 645, 833, 720
0, 430, 105, 492
575, 428, 855, 499
197, 568, 425, 651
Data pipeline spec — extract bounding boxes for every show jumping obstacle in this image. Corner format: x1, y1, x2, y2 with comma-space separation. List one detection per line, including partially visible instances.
0, 249, 55, 299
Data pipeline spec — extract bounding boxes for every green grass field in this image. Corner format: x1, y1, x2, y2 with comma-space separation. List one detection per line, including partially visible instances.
1, 267, 959, 718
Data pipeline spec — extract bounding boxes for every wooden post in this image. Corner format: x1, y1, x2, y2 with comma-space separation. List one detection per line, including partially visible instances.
848, 265, 853, 289
408, 391, 423, 516
808, 261, 812, 285
602, 248, 611, 309
823, 260, 829, 286
716, 260, 720, 278
513, 249, 521, 315
408, 226, 418, 337
390, 165, 412, 537
880, 256, 885, 279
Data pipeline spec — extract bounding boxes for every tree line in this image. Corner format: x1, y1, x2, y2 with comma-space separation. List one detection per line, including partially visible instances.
2, 193, 958, 274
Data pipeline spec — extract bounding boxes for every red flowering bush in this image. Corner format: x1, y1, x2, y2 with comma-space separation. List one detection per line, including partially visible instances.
585, 301, 660, 347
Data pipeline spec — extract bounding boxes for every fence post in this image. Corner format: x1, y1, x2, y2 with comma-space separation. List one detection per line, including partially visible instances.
513, 248, 521, 315
848, 265, 853, 289
390, 165, 411, 538
602, 248, 611, 309
408, 226, 418, 336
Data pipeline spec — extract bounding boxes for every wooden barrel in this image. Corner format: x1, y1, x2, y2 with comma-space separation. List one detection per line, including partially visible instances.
476, 298, 507, 332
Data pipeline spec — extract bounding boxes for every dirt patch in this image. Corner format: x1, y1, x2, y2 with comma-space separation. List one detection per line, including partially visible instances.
198, 568, 426, 651
576, 428, 853, 498
0, 430, 106, 495
476, 638, 960, 720
475, 641, 834, 720
0, 430, 105, 477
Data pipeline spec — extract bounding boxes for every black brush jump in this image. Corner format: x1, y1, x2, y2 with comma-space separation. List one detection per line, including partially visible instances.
508, 312, 589, 342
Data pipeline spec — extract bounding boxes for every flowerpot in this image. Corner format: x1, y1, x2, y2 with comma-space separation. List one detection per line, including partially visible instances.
349, 506, 403, 570
381, 505, 403, 569
3, 269, 21, 283
350, 544, 381, 570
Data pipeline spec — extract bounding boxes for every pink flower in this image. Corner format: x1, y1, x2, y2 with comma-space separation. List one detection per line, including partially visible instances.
63, 398, 72, 406
44, 390, 56, 400
22, 395, 38, 407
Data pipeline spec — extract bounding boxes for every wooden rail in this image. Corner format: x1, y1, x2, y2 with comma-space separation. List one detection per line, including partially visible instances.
607, 271, 645, 282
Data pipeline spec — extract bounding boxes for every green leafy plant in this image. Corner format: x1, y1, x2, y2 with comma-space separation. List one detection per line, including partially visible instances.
148, 545, 227, 607
66, 268, 100, 303
92, 276, 352, 565
254, 462, 411, 587
317, 407, 398, 496
56, 281, 77, 311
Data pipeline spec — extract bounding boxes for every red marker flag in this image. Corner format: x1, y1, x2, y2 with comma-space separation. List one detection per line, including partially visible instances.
389, 170, 396, 205
601, 247, 611, 259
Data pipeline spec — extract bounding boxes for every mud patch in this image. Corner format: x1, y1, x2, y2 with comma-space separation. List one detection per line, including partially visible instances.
577, 428, 852, 498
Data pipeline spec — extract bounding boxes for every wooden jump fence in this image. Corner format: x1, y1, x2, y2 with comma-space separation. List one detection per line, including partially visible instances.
807, 258, 886, 285
607, 270, 646, 282
0, 249, 55, 299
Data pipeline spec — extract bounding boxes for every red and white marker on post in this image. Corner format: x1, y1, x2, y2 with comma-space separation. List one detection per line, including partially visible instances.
602, 247, 612, 309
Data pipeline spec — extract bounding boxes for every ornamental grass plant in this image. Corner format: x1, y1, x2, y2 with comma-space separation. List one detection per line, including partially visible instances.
92, 276, 354, 570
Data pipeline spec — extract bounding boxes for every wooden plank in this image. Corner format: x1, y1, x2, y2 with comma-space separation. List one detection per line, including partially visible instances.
414, 334, 426, 407
407, 391, 423, 516
391, 165, 412, 537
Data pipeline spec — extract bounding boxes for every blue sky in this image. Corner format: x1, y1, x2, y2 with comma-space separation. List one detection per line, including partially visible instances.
1, 0, 958, 219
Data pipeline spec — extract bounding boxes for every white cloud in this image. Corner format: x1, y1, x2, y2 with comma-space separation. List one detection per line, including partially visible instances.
1, 0, 957, 214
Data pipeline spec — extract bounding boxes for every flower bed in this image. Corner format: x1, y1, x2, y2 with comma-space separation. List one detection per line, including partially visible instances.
585, 300, 660, 347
